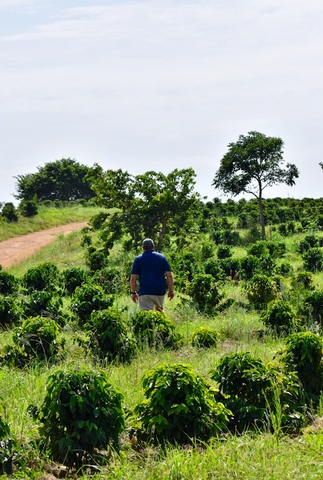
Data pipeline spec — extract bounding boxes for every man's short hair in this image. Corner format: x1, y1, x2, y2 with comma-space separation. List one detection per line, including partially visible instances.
142, 238, 154, 250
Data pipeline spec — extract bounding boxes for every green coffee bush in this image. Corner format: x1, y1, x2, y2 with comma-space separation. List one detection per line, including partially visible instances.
0, 296, 21, 328
36, 368, 125, 466
86, 309, 136, 363
132, 363, 230, 444
278, 332, 323, 404
210, 351, 304, 432
261, 300, 297, 335
299, 290, 323, 325
188, 273, 223, 312
61, 267, 89, 295
0, 271, 17, 295
191, 326, 219, 349
12, 315, 63, 361
131, 310, 183, 349
302, 248, 323, 272
71, 284, 114, 325
245, 274, 278, 309
22, 262, 60, 292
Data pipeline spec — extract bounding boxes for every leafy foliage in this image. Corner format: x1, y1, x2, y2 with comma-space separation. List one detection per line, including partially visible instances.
71, 284, 114, 325
0, 295, 21, 328
86, 166, 201, 251
188, 273, 223, 312
1, 203, 18, 223
212, 131, 299, 237
191, 326, 219, 349
86, 309, 136, 363
245, 274, 278, 309
302, 247, 323, 272
132, 363, 230, 444
278, 332, 323, 404
210, 352, 304, 432
22, 262, 60, 292
261, 300, 297, 335
37, 368, 125, 466
131, 310, 183, 349
14, 158, 96, 202
0, 271, 17, 295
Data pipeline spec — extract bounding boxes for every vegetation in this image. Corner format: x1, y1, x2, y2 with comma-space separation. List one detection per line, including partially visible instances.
3, 196, 323, 477
212, 131, 299, 237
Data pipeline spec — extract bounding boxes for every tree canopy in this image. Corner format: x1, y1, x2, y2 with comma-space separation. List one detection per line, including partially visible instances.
212, 131, 299, 237
14, 158, 96, 202
86, 166, 201, 251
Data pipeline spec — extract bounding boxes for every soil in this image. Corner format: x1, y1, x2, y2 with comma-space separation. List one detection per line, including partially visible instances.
0, 222, 88, 269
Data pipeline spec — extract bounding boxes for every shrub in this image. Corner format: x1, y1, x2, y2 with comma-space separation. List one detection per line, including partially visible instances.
132, 363, 230, 444
209, 352, 303, 432
131, 310, 183, 349
37, 368, 125, 466
217, 245, 232, 259
298, 235, 319, 253
71, 284, 114, 325
0, 271, 17, 295
86, 309, 136, 363
0, 295, 21, 328
22, 262, 60, 292
61, 267, 89, 295
0, 412, 16, 475
245, 274, 278, 309
292, 271, 314, 290
200, 242, 214, 260
302, 248, 323, 272
85, 250, 107, 271
12, 315, 63, 361
93, 267, 125, 295
1, 203, 18, 222
219, 258, 241, 279
261, 300, 297, 335
188, 273, 223, 312
203, 259, 225, 282
278, 332, 323, 404
299, 290, 323, 325
240, 255, 260, 279
20, 290, 62, 319
191, 326, 218, 349
274, 262, 293, 277
19, 200, 38, 217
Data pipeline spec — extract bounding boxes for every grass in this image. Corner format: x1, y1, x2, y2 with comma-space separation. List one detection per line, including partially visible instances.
2, 211, 323, 478
0, 204, 103, 242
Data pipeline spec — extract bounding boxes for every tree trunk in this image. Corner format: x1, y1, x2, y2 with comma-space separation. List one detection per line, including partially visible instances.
258, 191, 265, 238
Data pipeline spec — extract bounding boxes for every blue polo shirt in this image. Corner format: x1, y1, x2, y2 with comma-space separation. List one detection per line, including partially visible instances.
131, 250, 172, 296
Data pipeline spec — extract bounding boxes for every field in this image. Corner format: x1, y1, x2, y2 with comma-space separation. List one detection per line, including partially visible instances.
1, 202, 323, 479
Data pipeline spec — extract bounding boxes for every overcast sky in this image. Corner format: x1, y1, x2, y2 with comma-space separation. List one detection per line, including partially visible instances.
1, 0, 322, 205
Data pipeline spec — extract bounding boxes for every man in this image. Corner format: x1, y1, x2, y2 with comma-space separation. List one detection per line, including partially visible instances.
130, 238, 174, 310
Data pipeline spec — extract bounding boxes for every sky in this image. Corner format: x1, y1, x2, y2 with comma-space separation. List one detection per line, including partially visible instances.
1, 0, 323, 205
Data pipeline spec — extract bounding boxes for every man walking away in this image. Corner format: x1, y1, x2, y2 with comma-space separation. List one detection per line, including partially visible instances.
130, 238, 174, 310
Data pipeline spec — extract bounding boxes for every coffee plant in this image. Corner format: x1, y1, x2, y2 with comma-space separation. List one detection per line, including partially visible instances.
36, 368, 125, 467
277, 332, 323, 404
71, 284, 114, 325
86, 308, 136, 363
191, 326, 219, 349
131, 310, 183, 349
188, 273, 223, 313
261, 300, 297, 335
21, 262, 60, 292
132, 363, 230, 444
245, 274, 278, 309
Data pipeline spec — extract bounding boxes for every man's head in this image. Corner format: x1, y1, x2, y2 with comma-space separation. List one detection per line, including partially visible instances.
142, 238, 154, 251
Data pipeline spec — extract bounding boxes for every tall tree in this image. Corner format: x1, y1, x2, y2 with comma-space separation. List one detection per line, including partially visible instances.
212, 131, 299, 237
14, 158, 96, 202
86, 166, 201, 251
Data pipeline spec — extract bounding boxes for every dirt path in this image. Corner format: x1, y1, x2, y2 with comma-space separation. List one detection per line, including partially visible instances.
0, 222, 88, 269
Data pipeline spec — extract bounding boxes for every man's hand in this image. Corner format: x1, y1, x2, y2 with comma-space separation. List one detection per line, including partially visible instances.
131, 292, 138, 304
168, 290, 174, 300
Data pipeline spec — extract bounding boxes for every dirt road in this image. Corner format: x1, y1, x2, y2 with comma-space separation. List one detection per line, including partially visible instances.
0, 222, 88, 269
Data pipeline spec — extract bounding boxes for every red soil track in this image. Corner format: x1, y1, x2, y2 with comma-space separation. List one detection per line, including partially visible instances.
0, 222, 88, 269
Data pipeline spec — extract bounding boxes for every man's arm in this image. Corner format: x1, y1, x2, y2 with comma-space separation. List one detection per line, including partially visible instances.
130, 274, 138, 303
165, 271, 174, 300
